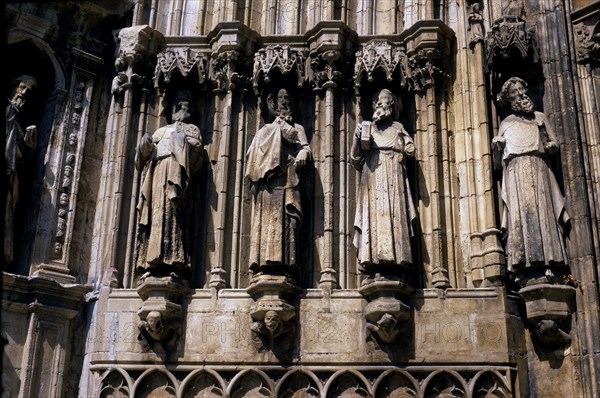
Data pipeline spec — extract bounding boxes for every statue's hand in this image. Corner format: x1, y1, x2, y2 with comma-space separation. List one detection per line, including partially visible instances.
492, 136, 506, 150
186, 136, 202, 151
140, 133, 154, 156
295, 148, 310, 167
544, 141, 559, 154
404, 142, 416, 157
354, 125, 362, 140
24, 125, 37, 148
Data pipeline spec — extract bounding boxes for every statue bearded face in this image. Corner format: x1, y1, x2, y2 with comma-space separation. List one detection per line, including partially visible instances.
506, 81, 535, 115
172, 99, 191, 123
11, 77, 37, 110
268, 88, 293, 119
264, 311, 281, 334
372, 90, 394, 123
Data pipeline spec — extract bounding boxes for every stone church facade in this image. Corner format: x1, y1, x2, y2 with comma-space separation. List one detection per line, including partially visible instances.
2, 0, 600, 396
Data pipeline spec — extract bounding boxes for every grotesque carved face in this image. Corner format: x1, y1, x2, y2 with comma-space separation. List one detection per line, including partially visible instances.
264, 311, 281, 334
147, 311, 163, 332
372, 90, 394, 123
11, 76, 37, 110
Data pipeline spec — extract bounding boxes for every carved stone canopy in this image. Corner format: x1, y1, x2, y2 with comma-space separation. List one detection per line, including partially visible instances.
486, 16, 540, 71
354, 40, 408, 92
154, 47, 208, 89
252, 45, 304, 95
574, 21, 600, 64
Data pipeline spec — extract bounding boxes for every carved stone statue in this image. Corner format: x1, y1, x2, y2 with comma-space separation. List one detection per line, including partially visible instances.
351, 89, 417, 274
468, 3, 484, 46
135, 90, 203, 278
245, 88, 311, 274
492, 77, 569, 274
4, 75, 37, 265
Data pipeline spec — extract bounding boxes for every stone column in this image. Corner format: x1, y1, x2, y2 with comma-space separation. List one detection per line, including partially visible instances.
404, 20, 455, 288
90, 25, 165, 288
307, 21, 356, 290
206, 21, 257, 290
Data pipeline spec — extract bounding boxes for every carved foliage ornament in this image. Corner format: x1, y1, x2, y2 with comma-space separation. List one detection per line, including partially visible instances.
408, 48, 449, 91
309, 50, 348, 90
209, 50, 250, 93
154, 47, 208, 89
486, 16, 540, 69
354, 40, 408, 89
252, 45, 304, 93
574, 22, 600, 64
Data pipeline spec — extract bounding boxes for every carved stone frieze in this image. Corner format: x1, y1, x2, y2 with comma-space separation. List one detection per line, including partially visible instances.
574, 22, 600, 64
209, 50, 251, 93
252, 45, 304, 94
354, 40, 408, 90
485, 16, 540, 71
154, 47, 208, 89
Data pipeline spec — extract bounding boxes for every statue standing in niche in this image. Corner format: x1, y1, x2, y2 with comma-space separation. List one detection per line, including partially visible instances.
4, 75, 37, 266
352, 89, 417, 273
135, 90, 203, 279
245, 88, 312, 274
492, 77, 569, 273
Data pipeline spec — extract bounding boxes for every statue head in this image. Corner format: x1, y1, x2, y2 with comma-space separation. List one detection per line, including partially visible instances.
372, 89, 401, 123
170, 89, 194, 123
10, 75, 37, 110
499, 77, 534, 115
263, 310, 282, 336
267, 88, 293, 120
146, 311, 164, 333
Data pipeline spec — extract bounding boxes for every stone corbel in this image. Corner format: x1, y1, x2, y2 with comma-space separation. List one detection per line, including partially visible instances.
247, 275, 300, 355
136, 275, 190, 352
519, 282, 576, 350
359, 278, 413, 348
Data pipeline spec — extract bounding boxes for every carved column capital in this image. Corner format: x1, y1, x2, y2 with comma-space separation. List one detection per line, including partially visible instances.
309, 50, 352, 91
401, 20, 454, 92
252, 45, 305, 95
354, 40, 408, 91
209, 50, 251, 93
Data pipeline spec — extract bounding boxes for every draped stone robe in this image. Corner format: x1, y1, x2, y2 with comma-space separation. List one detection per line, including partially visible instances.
245, 116, 311, 272
497, 112, 569, 271
351, 121, 417, 270
135, 121, 202, 273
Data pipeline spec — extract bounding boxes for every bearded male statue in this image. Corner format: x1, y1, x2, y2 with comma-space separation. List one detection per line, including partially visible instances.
492, 77, 570, 274
351, 89, 417, 275
245, 88, 312, 275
